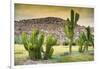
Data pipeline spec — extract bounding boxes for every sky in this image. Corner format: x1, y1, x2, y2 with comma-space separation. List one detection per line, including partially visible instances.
15, 4, 94, 27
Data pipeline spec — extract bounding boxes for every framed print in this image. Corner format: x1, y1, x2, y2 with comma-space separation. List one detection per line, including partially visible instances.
10, 0, 94, 69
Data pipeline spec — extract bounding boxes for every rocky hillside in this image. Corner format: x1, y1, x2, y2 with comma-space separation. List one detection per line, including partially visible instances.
14, 17, 93, 43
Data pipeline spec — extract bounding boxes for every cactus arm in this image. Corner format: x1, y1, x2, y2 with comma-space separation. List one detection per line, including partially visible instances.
44, 35, 57, 59
38, 32, 44, 47
71, 9, 74, 24
48, 48, 54, 58
21, 32, 29, 51
75, 13, 80, 25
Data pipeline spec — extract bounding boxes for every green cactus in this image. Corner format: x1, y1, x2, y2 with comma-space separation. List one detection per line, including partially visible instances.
76, 26, 94, 53
83, 26, 93, 52
44, 35, 57, 60
21, 30, 58, 60
22, 32, 29, 51
76, 32, 86, 53
64, 9, 80, 54
90, 34, 94, 48
21, 29, 44, 60
48, 48, 54, 59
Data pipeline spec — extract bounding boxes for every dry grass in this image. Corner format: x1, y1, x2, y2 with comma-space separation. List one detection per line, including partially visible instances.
14, 44, 94, 65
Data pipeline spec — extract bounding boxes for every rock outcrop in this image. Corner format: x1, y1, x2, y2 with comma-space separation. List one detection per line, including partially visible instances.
14, 17, 93, 43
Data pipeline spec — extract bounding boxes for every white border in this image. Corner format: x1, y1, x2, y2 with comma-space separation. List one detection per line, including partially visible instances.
11, 0, 95, 69
11, 0, 14, 68
14, 0, 95, 8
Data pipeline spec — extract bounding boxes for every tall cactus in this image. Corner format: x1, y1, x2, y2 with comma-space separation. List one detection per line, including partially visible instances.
64, 9, 80, 54
21, 30, 44, 60
44, 35, 57, 60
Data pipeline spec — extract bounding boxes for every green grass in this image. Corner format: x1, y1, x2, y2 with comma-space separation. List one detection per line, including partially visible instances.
14, 44, 94, 65
55, 53, 94, 62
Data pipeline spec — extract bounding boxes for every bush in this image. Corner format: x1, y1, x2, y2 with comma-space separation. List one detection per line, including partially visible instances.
63, 41, 69, 46
72, 42, 76, 46
14, 35, 22, 44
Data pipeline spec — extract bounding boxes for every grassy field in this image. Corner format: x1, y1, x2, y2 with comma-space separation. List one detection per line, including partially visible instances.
14, 44, 94, 65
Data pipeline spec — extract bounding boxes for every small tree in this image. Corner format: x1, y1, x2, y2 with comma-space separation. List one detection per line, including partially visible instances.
64, 9, 80, 54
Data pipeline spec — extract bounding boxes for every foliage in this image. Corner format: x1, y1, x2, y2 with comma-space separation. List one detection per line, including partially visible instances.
14, 35, 22, 44
63, 41, 69, 46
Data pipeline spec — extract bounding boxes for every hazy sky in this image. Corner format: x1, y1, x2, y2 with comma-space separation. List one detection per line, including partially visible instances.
15, 4, 94, 27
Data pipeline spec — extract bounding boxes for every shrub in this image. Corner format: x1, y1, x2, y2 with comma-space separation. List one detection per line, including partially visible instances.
14, 35, 22, 44
63, 41, 69, 46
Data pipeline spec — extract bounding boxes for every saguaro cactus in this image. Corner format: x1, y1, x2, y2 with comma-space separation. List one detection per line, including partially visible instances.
44, 35, 57, 60
64, 9, 80, 54
21, 30, 44, 60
